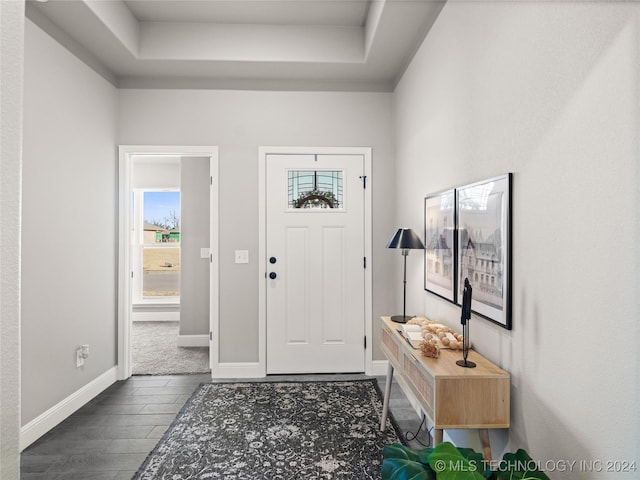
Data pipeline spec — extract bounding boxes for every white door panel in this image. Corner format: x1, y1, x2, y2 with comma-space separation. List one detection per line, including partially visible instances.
266, 154, 365, 373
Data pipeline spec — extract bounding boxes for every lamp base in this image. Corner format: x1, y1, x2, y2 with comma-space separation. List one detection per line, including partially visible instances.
456, 359, 476, 368
390, 315, 413, 324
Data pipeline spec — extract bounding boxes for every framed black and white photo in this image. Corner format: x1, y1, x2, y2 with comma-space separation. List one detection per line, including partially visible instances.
424, 189, 456, 302
456, 174, 512, 329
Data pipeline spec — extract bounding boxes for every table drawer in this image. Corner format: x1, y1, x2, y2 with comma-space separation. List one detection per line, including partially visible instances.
402, 351, 435, 420
381, 326, 400, 364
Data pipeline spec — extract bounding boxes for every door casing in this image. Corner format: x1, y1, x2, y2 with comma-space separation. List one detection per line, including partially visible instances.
258, 146, 373, 377
117, 145, 219, 380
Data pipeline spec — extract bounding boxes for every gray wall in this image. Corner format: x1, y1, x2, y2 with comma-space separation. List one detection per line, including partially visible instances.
21, 19, 118, 425
180, 157, 211, 336
131, 156, 180, 190
117, 89, 397, 363
394, 2, 639, 474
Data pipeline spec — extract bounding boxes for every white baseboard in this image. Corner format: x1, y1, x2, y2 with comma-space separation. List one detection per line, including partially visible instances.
20, 366, 118, 451
176, 334, 209, 347
214, 362, 263, 379
371, 359, 390, 376
132, 312, 180, 322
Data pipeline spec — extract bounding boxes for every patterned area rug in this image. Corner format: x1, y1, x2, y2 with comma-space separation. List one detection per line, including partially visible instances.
133, 379, 404, 479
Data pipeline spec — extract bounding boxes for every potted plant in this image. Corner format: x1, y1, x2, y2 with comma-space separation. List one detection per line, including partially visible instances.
382, 442, 551, 480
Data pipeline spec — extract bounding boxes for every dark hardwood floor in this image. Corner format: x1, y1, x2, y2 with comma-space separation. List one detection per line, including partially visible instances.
20, 374, 427, 479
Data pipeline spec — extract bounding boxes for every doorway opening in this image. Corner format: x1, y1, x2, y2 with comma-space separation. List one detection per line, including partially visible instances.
118, 146, 219, 380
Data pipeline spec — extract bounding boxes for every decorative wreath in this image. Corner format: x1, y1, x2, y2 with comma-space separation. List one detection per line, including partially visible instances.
293, 190, 340, 209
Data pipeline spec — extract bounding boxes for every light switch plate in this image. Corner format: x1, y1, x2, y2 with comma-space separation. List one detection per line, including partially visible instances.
200, 248, 210, 259
235, 250, 249, 264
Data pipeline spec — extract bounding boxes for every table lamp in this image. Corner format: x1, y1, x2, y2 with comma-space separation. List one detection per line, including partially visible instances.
386, 228, 425, 323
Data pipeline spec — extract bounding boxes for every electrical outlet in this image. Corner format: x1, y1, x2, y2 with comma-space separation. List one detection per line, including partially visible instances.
76, 349, 84, 368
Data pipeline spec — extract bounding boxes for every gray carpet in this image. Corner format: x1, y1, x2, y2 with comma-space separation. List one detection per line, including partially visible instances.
131, 321, 210, 375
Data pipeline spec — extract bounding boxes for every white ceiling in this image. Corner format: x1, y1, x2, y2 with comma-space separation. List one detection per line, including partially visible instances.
26, 0, 445, 92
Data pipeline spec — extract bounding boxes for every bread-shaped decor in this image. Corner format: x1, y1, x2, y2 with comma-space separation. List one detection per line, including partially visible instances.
420, 340, 440, 358
406, 315, 470, 353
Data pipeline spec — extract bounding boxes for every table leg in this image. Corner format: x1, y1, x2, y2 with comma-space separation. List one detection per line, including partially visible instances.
380, 363, 394, 431
434, 429, 443, 445
478, 429, 492, 461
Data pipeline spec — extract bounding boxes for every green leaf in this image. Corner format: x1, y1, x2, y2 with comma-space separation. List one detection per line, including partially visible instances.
382, 443, 436, 480
427, 442, 487, 480
383, 443, 433, 464
491, 449, 550, 480
382, 458, 437, 480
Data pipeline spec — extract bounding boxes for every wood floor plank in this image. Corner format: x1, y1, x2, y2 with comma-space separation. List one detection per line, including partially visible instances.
146, 425, 169, 438
53, 472, 119, 480
93, 394, 180, 405
104, 438, 160, 454
113, 471, 137, 480
133, 385, 201, 396
43, 425, 157, 441
23, 439, 113, 456
75, 403, 146, 415
18, 453, 65, 473
45, 453, 149, 473
138, 402, 184, 414
61, 413, 175, 427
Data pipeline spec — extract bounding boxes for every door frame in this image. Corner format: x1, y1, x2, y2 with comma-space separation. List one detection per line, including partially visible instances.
117, 145, 219, 380
258, 146, 373, 376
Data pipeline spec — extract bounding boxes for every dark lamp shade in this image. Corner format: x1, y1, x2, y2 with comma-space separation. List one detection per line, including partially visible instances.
386, 228, 425, 250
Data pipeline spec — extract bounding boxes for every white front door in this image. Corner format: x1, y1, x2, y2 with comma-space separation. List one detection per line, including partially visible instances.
266, 154, 366, 374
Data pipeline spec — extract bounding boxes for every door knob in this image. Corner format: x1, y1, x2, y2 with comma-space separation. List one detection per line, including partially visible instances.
269, 272, 277, 279
269, 257, 277, 264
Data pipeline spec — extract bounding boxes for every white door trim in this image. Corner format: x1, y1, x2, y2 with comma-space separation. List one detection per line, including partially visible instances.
117, 145, 219, 380
258, 146, 373, 377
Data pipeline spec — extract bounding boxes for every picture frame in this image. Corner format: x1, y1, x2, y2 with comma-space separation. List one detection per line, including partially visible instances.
423, 189, 456, 303
456, 173, 512, 329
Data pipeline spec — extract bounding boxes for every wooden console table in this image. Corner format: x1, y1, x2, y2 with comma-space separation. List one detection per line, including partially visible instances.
379, 316, 510, 460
